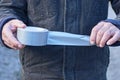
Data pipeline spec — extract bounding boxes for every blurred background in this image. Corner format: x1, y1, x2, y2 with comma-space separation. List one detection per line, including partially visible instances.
107, 3, 120, 80
0, 2, 120, 80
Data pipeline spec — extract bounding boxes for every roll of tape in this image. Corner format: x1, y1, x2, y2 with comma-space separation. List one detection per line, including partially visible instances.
17, 26, 92, 46
17, 27, 48, 46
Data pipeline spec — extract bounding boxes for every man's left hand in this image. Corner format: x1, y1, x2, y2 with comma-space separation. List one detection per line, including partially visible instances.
90, 21, 120, 47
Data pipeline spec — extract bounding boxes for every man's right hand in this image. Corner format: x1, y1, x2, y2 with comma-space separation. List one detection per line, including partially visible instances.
2, 19, 26, 50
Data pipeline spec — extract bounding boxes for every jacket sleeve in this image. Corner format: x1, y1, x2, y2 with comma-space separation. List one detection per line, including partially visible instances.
0, 0, 27, 47
105, 0, 120, 29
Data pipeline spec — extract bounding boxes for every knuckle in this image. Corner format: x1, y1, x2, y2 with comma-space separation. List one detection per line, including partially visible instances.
104, 23, 113, 28
105, 31, 111, 36
11, 41, 17, 46
98, 31, 103, 36
104, 24, 111, 28
14, 43, 18, 47
2, 30, 6, 35
100, 41, 104, 44
101, 38, 107, 44
12, 41, 19, 46
100, 42, 105, 47
9, 19, 17, 23
104, 22, 112, 25
10, 44, 14, 48
115, 31, 120, 34
97, 21, 105, 27
109, 27, 115, 30
98, 21, 105, 24
110, 38, 116, 42
10, 46, 15, 49
9, 43, 17, 49
11, 23, 16, 27
92, 28, 98, 33
106, 22, 111, 26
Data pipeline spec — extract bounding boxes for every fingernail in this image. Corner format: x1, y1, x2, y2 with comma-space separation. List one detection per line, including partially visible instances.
100, 44, 103, 47
22, 23, 26, 26
18, 44, 22, 48
18, 23, 26, 28
21, 24, 26, 27
91, 41, 95, 45
107, 42, 111, 45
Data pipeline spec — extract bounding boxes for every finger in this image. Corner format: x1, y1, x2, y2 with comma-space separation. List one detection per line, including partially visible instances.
10, 19, 26, 28
107, 31, 120, 45
3, 20, 26, 33
4, 41, 25, 50
7, 20, 26, 33
99, 29, 113, 47
17, 44, 25, 49
96, 23, 111, 46
4, 41, 18, 50
3, 36, 25, 49
90, 22, 104, 45
2, 27, 24, 49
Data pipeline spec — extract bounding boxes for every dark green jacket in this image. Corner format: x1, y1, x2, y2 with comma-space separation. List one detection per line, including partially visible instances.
0, 0, 120, 80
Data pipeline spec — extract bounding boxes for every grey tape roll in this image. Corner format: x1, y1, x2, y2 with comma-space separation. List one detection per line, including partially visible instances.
17, 26, 92, 46
17, 27, 48, 46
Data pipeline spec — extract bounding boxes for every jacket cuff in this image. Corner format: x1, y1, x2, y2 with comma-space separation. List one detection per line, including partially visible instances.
0, 16, 17, 48
104, 19, 120, 29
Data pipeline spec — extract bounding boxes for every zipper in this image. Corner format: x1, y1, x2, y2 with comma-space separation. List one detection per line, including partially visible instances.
63, 0, 67, 80
63, 0, 67, 32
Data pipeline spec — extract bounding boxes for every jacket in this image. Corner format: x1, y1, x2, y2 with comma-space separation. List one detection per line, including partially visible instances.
0, 0, 120, 80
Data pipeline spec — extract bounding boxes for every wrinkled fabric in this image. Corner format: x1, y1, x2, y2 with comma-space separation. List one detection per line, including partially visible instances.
0, 0, 120, 80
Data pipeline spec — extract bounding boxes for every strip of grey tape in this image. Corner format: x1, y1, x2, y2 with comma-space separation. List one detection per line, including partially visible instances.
17, 27, 92, 46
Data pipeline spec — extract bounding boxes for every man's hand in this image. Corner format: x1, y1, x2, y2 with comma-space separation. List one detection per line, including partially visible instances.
2, 19, 26, 49
90, 21, 120, 47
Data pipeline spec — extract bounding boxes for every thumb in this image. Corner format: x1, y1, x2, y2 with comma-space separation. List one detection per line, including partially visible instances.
9, 19, 26, 32
10, 19, 26, 28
